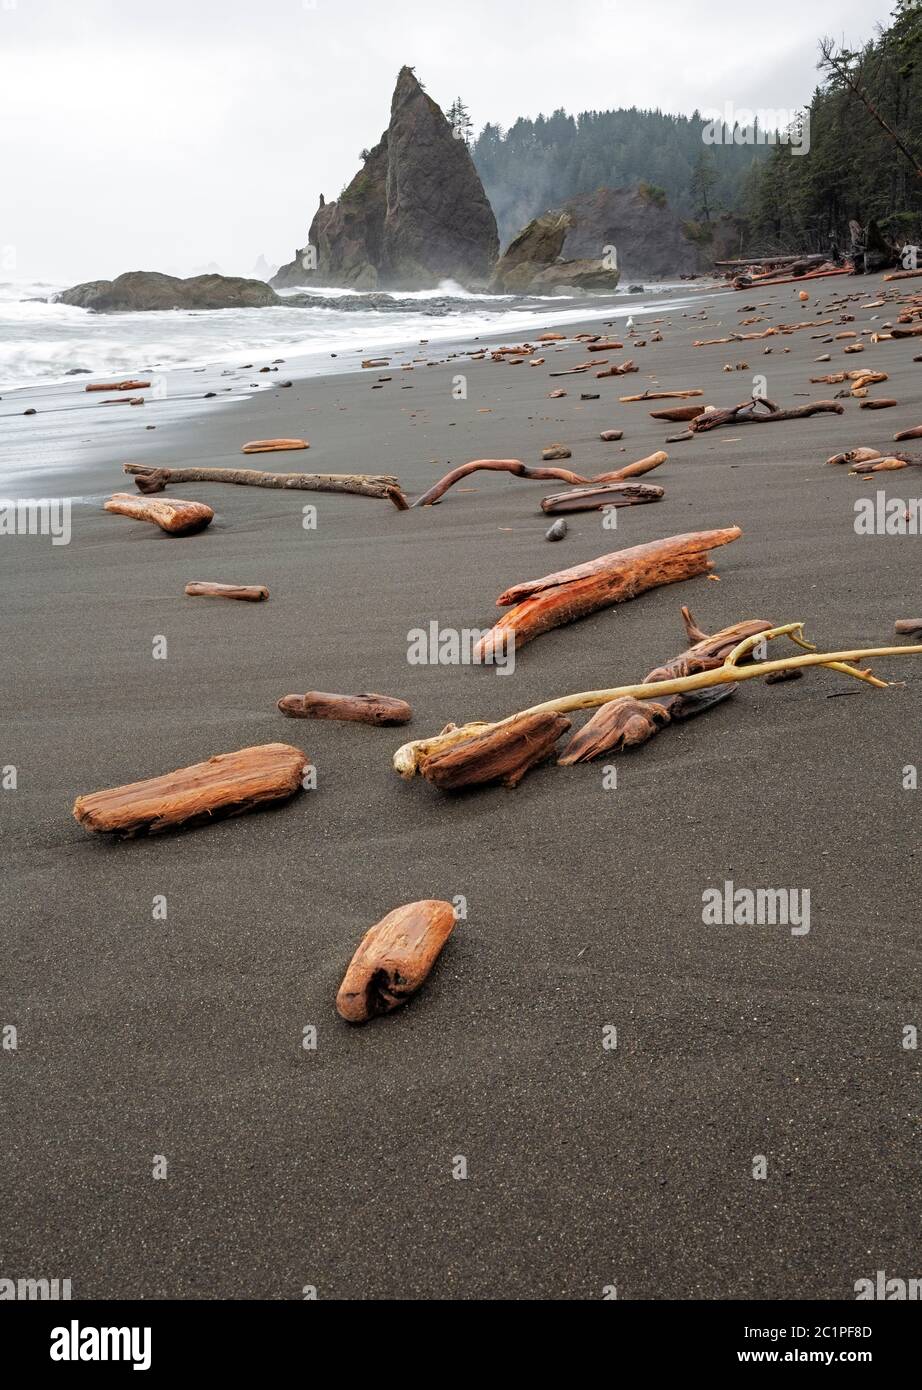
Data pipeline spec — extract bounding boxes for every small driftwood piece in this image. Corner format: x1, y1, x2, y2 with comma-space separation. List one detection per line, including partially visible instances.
894, 425, 922, 442
277, 691, 411, 725
335, 900, 457, 1023
891, 325, 922, 339
241, 438, 309, 453
123, 462, 406, 505
418, 711, 571, 791
73, 742, 308, 837
860, 398, 898, 410
540, 482, 663, 514
895, 619, 922, 635
690, 396, 843, 432
185, 582, 269, 601
394, 625, 921, 781
620, 389, 703, 402
104, 492, 214, 535
596, 360, 638, 378
474, 527, 741, 662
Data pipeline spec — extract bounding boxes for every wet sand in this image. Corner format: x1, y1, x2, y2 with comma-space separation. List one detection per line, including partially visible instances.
1, 272, 920, 1299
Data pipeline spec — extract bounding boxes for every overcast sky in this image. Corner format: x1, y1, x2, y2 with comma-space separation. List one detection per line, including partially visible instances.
0, 0, 897, 284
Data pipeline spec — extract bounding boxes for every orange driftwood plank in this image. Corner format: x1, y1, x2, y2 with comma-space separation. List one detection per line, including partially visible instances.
336, 900, 457, 1022
104, 493, 214, 535
85, 379, 152, 392
73, 742, 309, 837
241, 439, 309, 453
475, 528, 742, 661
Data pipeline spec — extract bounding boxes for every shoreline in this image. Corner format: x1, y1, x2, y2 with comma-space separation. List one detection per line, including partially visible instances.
3, 268, 920, 1299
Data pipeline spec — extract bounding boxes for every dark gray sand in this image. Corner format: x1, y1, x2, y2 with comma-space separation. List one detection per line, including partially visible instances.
1, 274, 920, 1299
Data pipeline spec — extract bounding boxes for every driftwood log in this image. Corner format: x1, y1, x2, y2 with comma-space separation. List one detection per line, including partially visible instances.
104, 492, 214, 535
73, 742, 308, 837
410, 454, 666, 507
891, 325, 922, 339
395, 625, 922, 781
123, 462, 407, 506
474, 527, 742, 662
650, 404, 710, 421
185, 582, 269, 601
86, 379, 151, 392
690, 397, 843, 432
894, 426, 922, 441
895, 619, 922, 635
335, 900, 457, 1023
418, 710, 571, 790
539, 482, 663, 514
277, 691, 412, 725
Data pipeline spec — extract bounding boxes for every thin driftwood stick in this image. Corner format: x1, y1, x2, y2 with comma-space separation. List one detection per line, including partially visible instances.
596, 450, 668, 481
650, 404, 710, 421
539, 482, 663, 514
185, 582, 269, 601
619, 389, 704, 402
336, 900, 457, 1023
104, 492, 214, 535
410, 453, 667, 507
278, 692, 412, 725
86, 379, 151, 392
122, 462, 407, 505
475, 527, 741, 661
73, 742, 309, 836
394, 627, 922, 778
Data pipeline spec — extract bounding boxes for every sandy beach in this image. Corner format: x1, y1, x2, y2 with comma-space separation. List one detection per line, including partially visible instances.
2, 272, 920, 1300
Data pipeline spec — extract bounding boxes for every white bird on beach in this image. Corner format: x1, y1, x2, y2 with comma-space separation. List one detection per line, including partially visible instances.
626, 315, 635, 334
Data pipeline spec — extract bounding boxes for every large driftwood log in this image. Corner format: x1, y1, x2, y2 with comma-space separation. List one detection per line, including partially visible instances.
123, 462, 407, 506
418, 711, 571, 790
278, 691, 412, 725
891, 324, 922, 339
185, 582, 269, 601
104, 492, 214, 535
73, 742, 308, 837
335, 900, 457, 1023
539, 482, 663, 514
474, 527, 742, 661
690, 397, 843, 432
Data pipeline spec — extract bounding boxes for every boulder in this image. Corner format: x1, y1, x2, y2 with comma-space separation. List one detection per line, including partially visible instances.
273, 66, 499, 290
57, 271, 280, 312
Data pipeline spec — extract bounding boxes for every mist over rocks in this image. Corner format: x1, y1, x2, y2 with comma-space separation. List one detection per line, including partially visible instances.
272, 66, 499, 291
491, 185, 705, 292
56, 270, 280, 312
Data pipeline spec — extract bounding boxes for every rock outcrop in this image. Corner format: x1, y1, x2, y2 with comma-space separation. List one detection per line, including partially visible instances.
492, 185, 700, 292
57, 271, 279, 312
272, 67, 499, 290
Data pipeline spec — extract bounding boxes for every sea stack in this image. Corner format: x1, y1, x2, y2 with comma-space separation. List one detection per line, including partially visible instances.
272, 67, 499, 290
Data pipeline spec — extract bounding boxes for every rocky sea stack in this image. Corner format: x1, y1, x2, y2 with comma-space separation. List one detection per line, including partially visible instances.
272, 67, 499, 291
492, 185, 702, 293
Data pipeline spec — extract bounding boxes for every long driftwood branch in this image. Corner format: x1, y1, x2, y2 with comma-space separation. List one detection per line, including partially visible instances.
539, 482, 663, 514
474, 528, 741, 662
123, 462, 407, 506
690, 397, 844, 432
394, 627, 922, 780
410, 454, 667, 508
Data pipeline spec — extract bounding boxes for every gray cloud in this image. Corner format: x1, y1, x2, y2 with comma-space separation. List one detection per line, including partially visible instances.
0, 0, 896, 282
